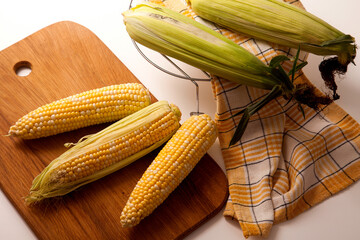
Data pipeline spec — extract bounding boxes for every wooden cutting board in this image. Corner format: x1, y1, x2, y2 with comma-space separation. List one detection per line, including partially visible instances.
0, 21, 228, 240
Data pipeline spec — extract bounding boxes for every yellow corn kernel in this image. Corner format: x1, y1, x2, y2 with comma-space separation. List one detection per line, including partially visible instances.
25, 101, 181, 204
120, 114, 218, 227
9, 83, 151, 139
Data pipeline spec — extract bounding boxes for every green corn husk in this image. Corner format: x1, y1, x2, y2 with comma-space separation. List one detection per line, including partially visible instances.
123, 2, 280, 90
187, 0, 356, 65
25, 100, 182, 204
123, 3, 332, 145
186, 0, 356, 99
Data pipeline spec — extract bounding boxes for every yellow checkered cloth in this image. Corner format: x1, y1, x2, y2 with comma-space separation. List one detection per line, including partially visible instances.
148, 0, 360, 238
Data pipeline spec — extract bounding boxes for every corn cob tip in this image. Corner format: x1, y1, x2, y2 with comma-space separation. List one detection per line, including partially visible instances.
7, 128, 15, 136
169, 103, 181, 121
24, 191, 45, 206
120, 114, 217, 227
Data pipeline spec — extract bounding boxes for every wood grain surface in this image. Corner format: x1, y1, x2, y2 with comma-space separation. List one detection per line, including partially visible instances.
0, 21, 228, 240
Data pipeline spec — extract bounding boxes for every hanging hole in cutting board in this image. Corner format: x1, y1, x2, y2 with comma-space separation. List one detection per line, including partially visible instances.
14, 61, 32, 77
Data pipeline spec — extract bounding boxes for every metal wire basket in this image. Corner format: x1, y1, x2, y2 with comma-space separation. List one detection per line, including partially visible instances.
128, 0, 212, 116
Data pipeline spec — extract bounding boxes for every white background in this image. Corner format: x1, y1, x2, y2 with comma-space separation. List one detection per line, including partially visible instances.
0, 0, 359, 239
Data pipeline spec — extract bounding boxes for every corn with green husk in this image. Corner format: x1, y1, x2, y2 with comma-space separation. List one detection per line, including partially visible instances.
122, 2, 332, 145
186, 0, 356, 99
124, 3, 281, 90
25, 100, 181, 204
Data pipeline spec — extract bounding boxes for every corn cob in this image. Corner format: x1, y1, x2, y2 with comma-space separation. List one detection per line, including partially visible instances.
186, 0, 356, 99
8, 83, 151, 139
123, 3, 332, 145
120, 114, 217, 227
25, 100, 181, 204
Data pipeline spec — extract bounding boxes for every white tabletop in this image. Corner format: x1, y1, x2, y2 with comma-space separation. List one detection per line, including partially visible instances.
0, 0, 359, 239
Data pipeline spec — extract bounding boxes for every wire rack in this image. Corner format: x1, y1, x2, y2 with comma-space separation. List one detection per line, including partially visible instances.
128, 0, 212, 116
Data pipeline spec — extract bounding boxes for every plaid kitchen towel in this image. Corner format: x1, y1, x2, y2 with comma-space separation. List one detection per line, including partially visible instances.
147, 0, 360, 238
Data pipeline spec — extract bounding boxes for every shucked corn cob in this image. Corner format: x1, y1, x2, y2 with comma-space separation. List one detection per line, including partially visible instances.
120, 114, 217, 227
122, 3, 332, 145
187, 0, 356, 65
9, 83, 151, 139
186, 0, 356, 99
25, 100, 181, 204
